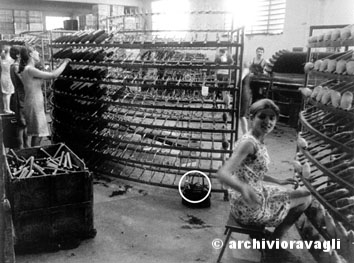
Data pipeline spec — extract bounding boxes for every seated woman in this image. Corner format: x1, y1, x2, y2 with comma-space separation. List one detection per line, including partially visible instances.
217, 99, 311, 242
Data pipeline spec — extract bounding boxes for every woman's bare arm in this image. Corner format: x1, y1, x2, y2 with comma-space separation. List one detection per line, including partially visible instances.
264, 175, 298, 186
27, 59, 70, 80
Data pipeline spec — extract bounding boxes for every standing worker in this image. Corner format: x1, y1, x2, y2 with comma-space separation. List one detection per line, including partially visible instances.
239, 62, 252, 134
19, 45, 71, 147
249, 47, 269, 103
9, 45, 29, 149
215, 48, 233, 101
215, 48, 233, 81
249, 46, 268, 75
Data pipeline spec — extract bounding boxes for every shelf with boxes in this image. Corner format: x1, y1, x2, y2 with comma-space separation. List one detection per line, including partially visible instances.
295, 24, 354, 263
0, 9, 44, 35
307, 23, 354, 49
48, 13, 244, 195
100, 6, 145, 31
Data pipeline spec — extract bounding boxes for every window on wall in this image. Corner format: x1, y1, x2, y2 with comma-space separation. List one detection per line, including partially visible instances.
225, 0, 286, 35
124, 6, 139, 14
151, 0, 190, 37
247, 0, 286, 35
0, 9, 14, 34
46, 16, 70, 30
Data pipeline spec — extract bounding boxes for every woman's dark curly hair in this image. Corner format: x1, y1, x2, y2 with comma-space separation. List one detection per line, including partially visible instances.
19, 45, 34, 73
9, 45, 21, 60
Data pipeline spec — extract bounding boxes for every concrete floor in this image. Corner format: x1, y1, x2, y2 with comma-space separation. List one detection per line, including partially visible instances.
15, 123, 317, 263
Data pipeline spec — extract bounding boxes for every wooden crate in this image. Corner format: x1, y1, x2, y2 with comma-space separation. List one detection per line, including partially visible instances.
5, 144, 93, 211
13, 201, 96, 253
5, 144, 96, 253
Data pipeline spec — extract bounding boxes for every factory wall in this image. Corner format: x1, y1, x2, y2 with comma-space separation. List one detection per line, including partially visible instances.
244, 0, 354, 63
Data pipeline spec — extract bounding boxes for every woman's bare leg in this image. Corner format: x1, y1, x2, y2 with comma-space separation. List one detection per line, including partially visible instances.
3, 94, 10, 112
4, 94, 14, 113
17, 127, 24, 149
17, 127, 29, 149
23, 128, 30, 148
270, 189, 312, 241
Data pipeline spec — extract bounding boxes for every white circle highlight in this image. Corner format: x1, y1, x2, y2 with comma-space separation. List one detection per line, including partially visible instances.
178, 170, 212, 204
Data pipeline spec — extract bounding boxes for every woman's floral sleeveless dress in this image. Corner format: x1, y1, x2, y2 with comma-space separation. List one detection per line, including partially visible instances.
229, 134, 291, 227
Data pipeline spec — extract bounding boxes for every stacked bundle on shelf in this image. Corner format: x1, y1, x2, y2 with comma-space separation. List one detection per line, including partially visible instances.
52, 29, 111, 45
308, 24, 354, 44
306, 50, 354, 76
299, 80, 354, 110
0, 38, 23, 46
0, 35, 48, 46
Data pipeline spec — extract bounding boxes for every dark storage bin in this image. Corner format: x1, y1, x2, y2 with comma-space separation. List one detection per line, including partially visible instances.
4, 143, 96, 252
0, 113, 20, 148
5, 143, 93, 211
13, 201, 96, 253
63, 19, 78, 30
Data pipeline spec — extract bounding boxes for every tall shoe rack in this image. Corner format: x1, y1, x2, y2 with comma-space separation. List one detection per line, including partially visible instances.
49, 11, 244, 195
296, 25, 354, 262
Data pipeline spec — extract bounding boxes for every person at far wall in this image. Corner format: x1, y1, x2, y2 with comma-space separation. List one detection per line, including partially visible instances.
249, 46, 269, 103
250, 46, 268, 74
215, 48, 233, 100
215, 48, 233, 79
19, 45, 71, 147
9, 45, 29, 149
239, 61, 252, 135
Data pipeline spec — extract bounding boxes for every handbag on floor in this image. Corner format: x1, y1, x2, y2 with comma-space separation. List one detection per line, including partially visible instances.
181, 173, 211, 208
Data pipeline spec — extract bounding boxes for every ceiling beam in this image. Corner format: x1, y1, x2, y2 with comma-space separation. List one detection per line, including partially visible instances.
42, 0, 144, 6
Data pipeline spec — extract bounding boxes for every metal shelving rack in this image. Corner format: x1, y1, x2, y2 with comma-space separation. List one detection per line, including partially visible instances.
296, 24, 354, 263
49, 11, 244, 196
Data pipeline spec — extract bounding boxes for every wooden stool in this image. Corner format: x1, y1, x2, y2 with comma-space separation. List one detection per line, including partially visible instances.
216, 213, 267, 263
